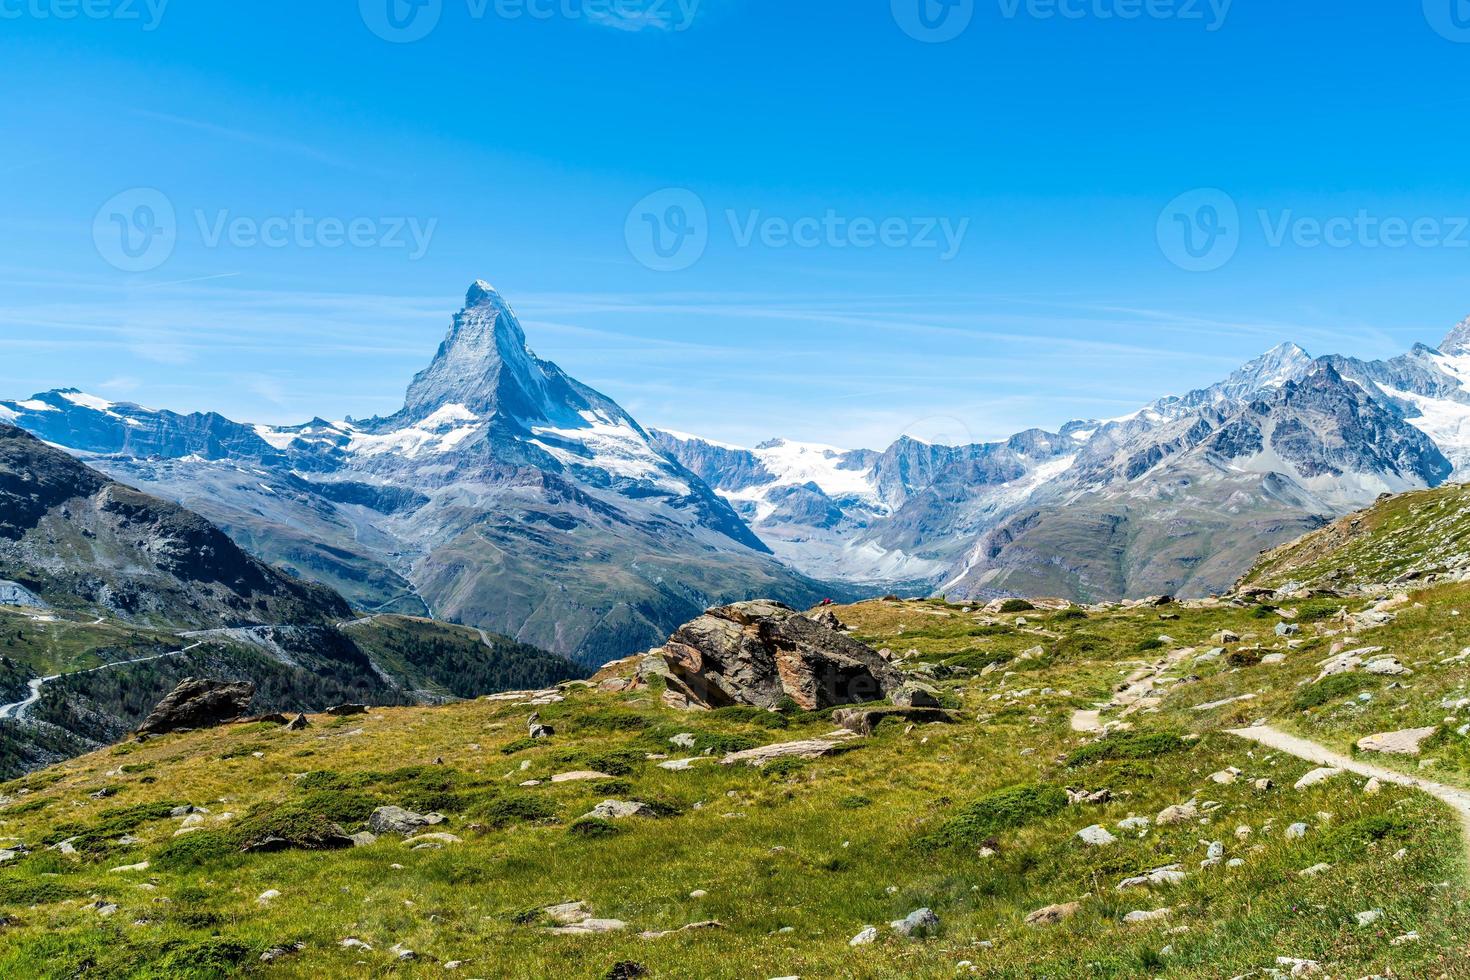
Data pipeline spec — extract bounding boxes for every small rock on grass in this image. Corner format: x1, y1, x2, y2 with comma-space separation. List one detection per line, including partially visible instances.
889, 908, 939, 938
849, 925, 879, 946
1025, 902, 1081, 926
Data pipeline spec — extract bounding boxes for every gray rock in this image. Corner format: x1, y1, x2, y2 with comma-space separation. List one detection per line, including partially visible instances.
368, 805, 445, 836
889, 907, 940, 938
136, 678, 254, 735
582, 800, 657, 821
1076, 825, 1116, 847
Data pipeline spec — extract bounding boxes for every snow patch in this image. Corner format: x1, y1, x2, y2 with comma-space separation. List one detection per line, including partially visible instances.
58, 391, 114, 412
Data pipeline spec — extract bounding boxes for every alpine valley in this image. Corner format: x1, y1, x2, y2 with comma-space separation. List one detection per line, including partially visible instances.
8, 282, 1470, 663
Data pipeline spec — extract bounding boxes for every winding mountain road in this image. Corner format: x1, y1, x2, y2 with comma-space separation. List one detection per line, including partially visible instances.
0, 642, 204, 722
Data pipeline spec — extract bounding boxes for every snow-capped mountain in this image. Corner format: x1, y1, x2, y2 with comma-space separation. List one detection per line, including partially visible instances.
654, 324, 1470, 603
0, 283, 824, 664
11, 284, 1470, 618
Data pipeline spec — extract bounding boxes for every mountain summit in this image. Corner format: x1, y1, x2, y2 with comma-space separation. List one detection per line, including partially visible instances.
400, 281, 562, 424
0, 282, 822, 664
1441, 314, 1470, 356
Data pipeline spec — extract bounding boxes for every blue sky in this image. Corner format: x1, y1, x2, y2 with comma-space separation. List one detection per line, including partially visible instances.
3, 1, 1470, 449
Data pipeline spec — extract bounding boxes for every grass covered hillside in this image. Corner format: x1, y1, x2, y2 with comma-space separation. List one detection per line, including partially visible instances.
0, 584, 1467, 978
0, 607, 585, 780
1242, 481, 1470, 590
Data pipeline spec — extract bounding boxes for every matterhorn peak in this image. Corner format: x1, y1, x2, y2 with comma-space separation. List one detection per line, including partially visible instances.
398, 279, 549, 421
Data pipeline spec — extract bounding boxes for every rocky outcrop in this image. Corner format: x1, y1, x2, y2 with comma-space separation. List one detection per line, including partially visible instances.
136, 678, 254, 734
655, 600, 902, 711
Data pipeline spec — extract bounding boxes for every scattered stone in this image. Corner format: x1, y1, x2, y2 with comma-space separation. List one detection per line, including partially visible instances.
1117, 816, 1151, 833
1123, 908, 1170, 923
1156, 801, 1198, 825
657, 758, 705, 771
1356, 909, 1383, 927
404, 832, 462, 848
349, 831, 377, 847
1364, 778, 1382, 794
340, 938, 373, 951
136, 678, 254, 735
550, 771, 615, 783
669, 733, 697, 749
286, 713, 309, 730
1275, 623, 1300, 637
109, 861, 149, 873
849, 925, 879, 945
1025, 902, 1081, 926
719, 737, 855, 767
1298, 862, 1332, 877
256, 889, 280, 904
368, 805, 445, 835
1208, 768, 1240, 785
1365, 656, 1411, 676
1286, 822, 1308, 840
582, 801, 657, 821
1391, 931, 1420, 946
1076, 825, 1116, 847
1293, 768, 1342, 791
324, 703, 368, 716
260, 943, 305, 963
639, 921, 724, 940
1117, 865, 1187, 890
1276, 957, 1322, 976
1356, 727, 1438, 756
889, 907, 940, 938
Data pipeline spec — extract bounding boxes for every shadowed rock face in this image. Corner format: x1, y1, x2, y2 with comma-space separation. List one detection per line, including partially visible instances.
658, 600, 902, 711
137, 677, 255, 734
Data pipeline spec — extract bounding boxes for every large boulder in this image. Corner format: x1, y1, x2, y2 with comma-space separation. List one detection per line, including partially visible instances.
137, 678, 254, 735
657, 600, 903, 711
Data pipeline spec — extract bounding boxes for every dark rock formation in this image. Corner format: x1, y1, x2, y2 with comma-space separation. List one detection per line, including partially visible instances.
657, 600, 902, 711
137, 677, 254, 734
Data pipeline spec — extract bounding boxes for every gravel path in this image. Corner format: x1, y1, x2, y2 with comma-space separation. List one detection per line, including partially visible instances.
1227, 724, 1470, 840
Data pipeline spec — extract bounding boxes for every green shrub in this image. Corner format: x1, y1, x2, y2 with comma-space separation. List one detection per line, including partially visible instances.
155, 831, 238, 871
1135, 638, 1164, 652
549, 748, 644, 777
499, 737, 540, 755
916, 783, 1068, 850
1293, 673, 1374, 711
2, 798, 50, 816
147, 938, 255, 978
1053, 608, 1087, 621
839, 795, 872, 809
297, 769, 376, 792
998, 599, 1035, 613
567, 817, 619, 837
0, 875, 80, 904
476, 793, 558, 828
44, 799, 187, 850
1067, 730, 1189, 768
571, 710, 651, 733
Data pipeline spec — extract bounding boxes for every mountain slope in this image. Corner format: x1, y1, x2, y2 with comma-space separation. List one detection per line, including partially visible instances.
0, 424, 349, 629
2, 283, 828, 664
